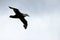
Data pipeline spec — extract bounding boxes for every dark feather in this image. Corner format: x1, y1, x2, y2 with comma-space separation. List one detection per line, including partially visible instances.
9, 6, 28, 29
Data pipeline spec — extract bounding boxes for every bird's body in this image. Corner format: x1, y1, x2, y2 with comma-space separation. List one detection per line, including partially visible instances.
9, 6, 29, 29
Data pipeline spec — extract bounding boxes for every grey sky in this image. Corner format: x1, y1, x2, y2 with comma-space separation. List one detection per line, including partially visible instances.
0, 0, 60, 40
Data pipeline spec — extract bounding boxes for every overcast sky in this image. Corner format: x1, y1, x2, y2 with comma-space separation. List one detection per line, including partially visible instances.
0, 0, 60, 40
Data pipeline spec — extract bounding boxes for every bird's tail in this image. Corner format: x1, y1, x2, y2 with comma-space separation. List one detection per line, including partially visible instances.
23, 24, 27, 29
10, 15, 18, 18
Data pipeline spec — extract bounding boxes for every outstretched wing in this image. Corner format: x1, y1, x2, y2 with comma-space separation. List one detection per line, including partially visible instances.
9, 6, 28, 29
19, 18, 28, 29
9, 6, 22, 15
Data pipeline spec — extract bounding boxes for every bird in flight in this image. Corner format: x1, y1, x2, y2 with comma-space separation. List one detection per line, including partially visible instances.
9, 6, 29, 29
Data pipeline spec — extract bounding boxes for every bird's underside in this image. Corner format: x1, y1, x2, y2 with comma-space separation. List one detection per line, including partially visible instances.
9, 6, 28, 29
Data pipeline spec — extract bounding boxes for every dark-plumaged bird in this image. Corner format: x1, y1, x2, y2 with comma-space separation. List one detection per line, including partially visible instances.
9, 6, 29, 29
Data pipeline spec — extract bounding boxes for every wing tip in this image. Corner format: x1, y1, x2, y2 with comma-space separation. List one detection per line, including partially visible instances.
23, 25, 27, 29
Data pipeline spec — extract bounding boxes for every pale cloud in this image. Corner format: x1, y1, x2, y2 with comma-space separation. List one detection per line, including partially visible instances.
0, 0, 60, 40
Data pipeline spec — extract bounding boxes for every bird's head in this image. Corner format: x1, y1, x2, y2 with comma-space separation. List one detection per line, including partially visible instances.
23, 14, 29, 17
